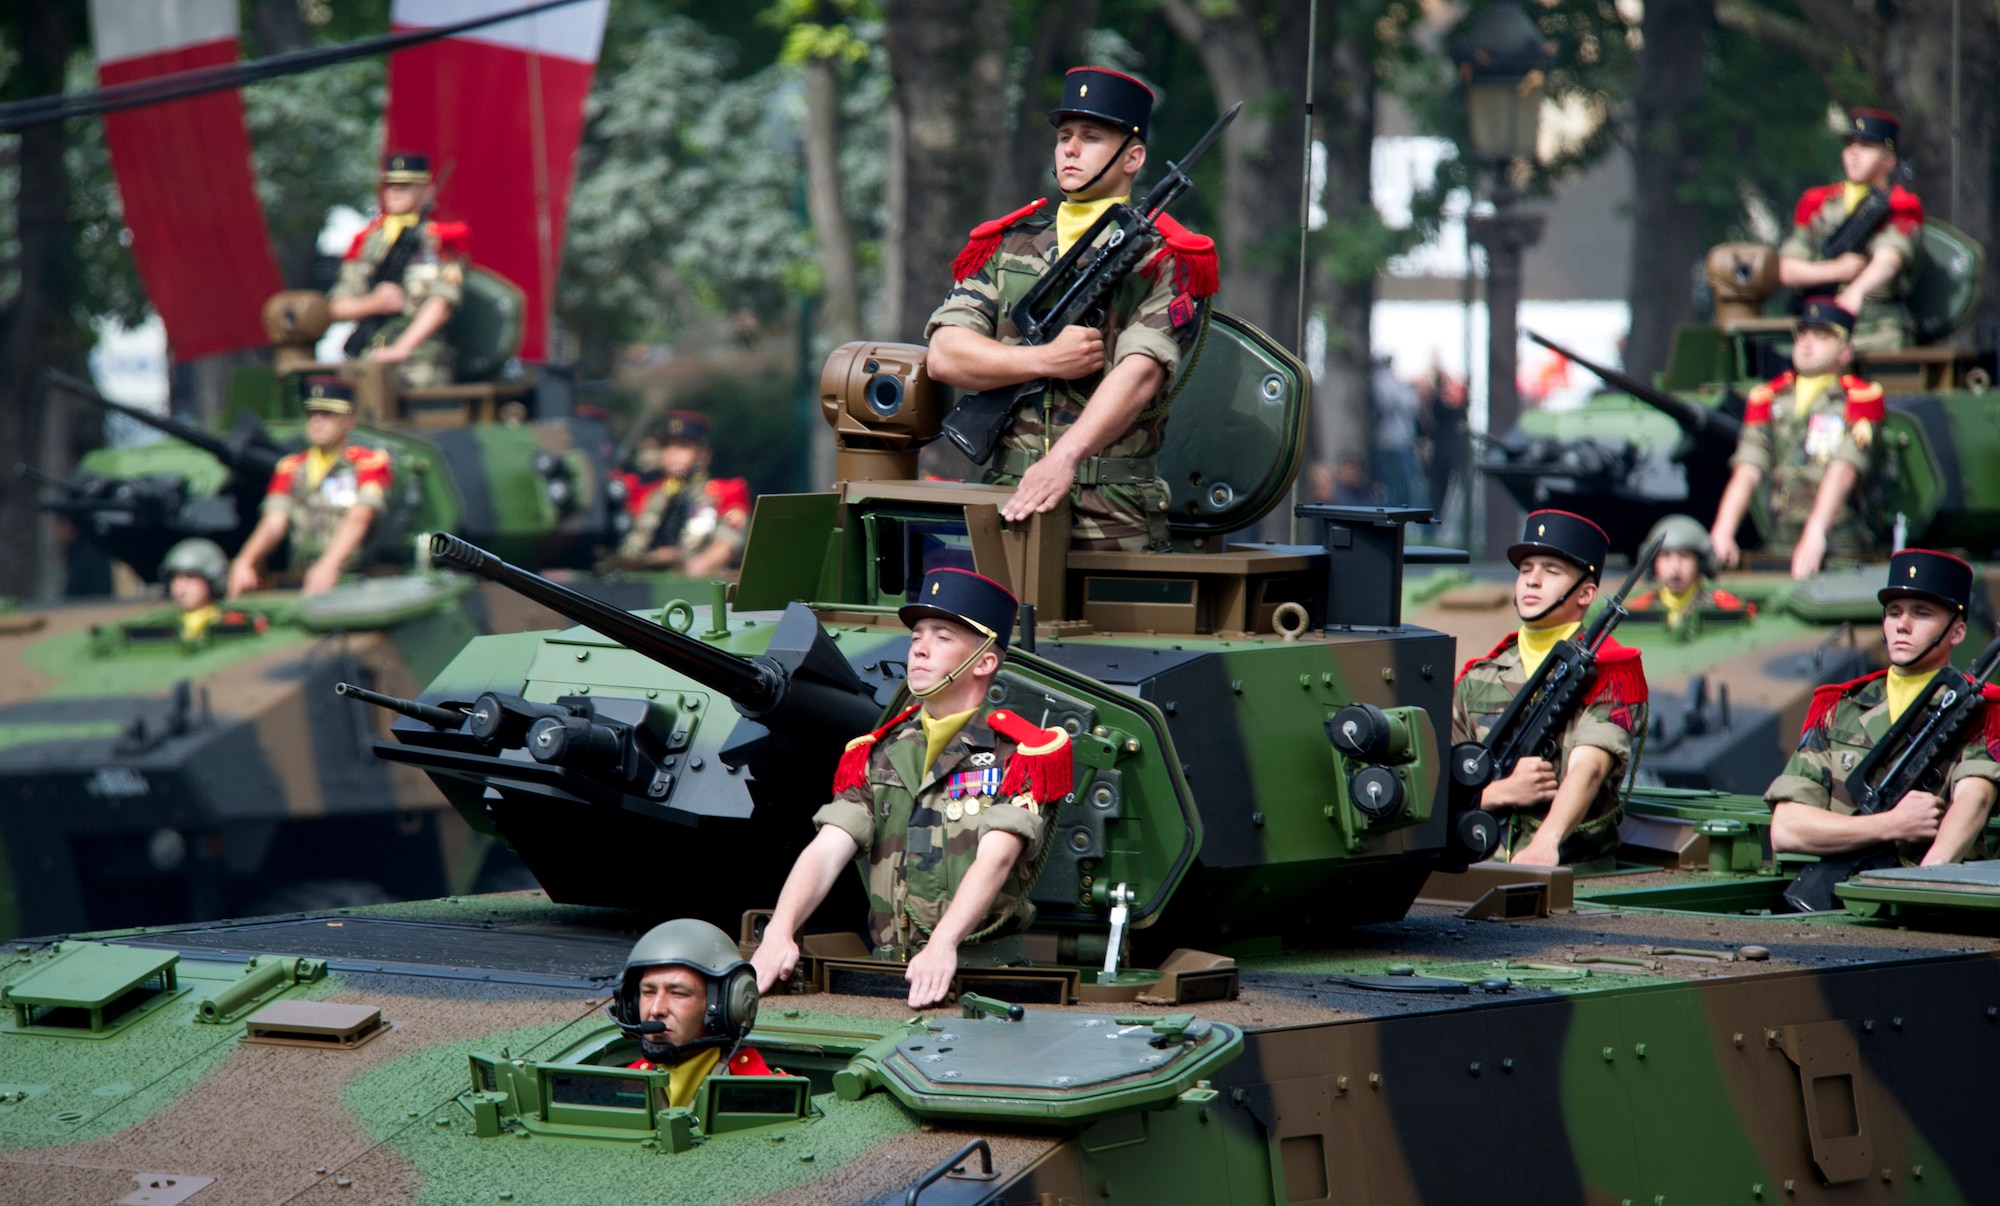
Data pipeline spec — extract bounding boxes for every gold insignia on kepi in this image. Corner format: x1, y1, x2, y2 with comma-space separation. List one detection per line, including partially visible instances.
932, 583, 940, 595
1079, 84, 1089, 97
1912, 566, 1919, 578
1538, 524, 1546, 537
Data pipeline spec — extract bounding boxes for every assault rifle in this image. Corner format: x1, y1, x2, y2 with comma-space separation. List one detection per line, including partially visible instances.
1783, 632, 2000, 912
1449, 535, 1664, 806
1526, 331, 1741, 455
343, 174, 449, 358
941, 101, 1242, 464
1817, 162, 1913, 261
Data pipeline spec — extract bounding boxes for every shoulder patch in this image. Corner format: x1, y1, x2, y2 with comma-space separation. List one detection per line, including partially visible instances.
951, 199, 1049, 282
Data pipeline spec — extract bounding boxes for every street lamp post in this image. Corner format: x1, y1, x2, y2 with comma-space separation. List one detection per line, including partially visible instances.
1452, 0, 1551, 559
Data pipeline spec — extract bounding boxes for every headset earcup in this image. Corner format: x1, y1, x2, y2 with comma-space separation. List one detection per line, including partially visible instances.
724, 967, 760, 1034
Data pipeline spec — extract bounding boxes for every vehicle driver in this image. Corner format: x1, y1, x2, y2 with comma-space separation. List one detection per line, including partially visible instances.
159, 538, 266, 642
611, 918, 776, 1105
1626, 514, 1754, 640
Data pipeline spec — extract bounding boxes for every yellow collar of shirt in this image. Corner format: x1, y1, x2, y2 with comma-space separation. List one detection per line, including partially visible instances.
1792, 373, 1836, 419
1884, 664, 1942, 724
920, 706, 978, 778
303, 446, 343, 491
1659, 582, 1703, 624
1056, 195, 1130, 257
380, 212, 420, 245
1516, 620, 1582, 679
1842, 181, 1871, 214
664, 1046, 722, 1109
180, 603, 221, 642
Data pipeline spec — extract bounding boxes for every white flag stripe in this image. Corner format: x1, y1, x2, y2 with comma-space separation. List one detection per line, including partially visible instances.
90, 0, 238, 65
390, 0, 608, 64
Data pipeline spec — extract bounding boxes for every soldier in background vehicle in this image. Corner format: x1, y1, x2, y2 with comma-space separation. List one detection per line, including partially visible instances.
158, 538, 267, 643
1767, 549, 2000, 866
609, 919, 777, 1105
1777, 109, 1924, 352
227, 379, 393, 598
1709, 297, 1884, 579
1627, 514, 1754, 641
611, 411, 750, 575
329, 152, 468, 387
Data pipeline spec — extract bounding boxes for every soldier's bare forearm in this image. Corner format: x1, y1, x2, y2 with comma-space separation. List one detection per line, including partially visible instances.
1801, 460, 1858, 537
234, 511, 290, 573
314, 506, 377, 577
1925, 779, 1998, 865
1842, 247, 1904, 302
1778, 256, 1852, 289
1711, 465, 1761, 541
1537, 745, 1612, 846
1045, 355, 1164, 465
389, 295, 453, 353
928, 326, 1057, 391
766, 825, 860, 941
1770, 800, 1895, 855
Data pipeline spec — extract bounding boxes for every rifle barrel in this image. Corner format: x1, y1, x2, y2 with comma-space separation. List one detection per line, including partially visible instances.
334, 682, 466, 730
1525, 331, 1742, 452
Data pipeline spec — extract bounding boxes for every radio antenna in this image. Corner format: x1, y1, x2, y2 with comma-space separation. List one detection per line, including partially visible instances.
1290, 0, 1320, 543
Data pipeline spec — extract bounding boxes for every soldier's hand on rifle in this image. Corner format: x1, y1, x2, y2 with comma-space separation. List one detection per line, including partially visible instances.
1481, 756, 1558, 809
1879, 789, 1946, 845
1038, 326, 1106, 381
365, 281, 408, 316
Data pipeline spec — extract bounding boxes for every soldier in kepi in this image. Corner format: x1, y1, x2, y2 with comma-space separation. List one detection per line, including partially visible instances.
925, 66, 1219, 550
1767, 550, 2000, 866
751, 569, 1071, 1008
227, 379, 393, 598
1626, 514, 1754, 641
1709, 297, 1885, 579
159, 538, 267, 642
611, 411, 751, 575
1777, 109, 1924, 352
1454, 511, 1649, 869
607, 919, 778, 1104
328, 152, 468, 387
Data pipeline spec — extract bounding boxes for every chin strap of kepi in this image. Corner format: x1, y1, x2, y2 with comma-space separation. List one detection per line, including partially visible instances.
1520, 574, 1589, 626
1052, 133, 1135, 201
907, 628, 997, 700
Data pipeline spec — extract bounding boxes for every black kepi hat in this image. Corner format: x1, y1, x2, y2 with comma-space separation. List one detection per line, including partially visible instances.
301, 376, 355, 414
1879, 548, 1974, 612
382, 152, 432, 183
1508, 509, 1610, 582
1047, 66, 1153, 143
657, 410, 711, 445
1845, 108, 1900, 152
1798, 295, 1856, 336
900, 568, 1020, 656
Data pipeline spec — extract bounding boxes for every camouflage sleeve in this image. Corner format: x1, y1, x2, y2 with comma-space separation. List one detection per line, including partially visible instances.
1729, 423, 1773, 474
1567, 698, 1636, 768
1765, 738, 1835, 810
330, 255, 371, 300
811, 797, 875, 854
923, 262, 1001, 342
1451, 679, 1477, 745
405, 256, 463, 310
260, 493, 297, 521
1946, 728, 2000, 791
1866, 220, 1917, 267
1830, 429, 1873, 475
976, 794, 1047, 853
1777, 224, 1815, 261
1110, 259, 1191, 376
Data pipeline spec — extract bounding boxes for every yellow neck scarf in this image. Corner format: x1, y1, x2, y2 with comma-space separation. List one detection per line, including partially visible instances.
1516, 621, 1582, 679
920, 706, 978, 777
664, 1046, 722, 1109
1885, 665, 1941, 724
1659, 582, 1703, 624
1793, 373, 1836, 419
380, 212, 419, 246
1056, 194, 1130, 257
1842, 181, 1871, 214
180, 603, 221, 642
304, 446, 341, 490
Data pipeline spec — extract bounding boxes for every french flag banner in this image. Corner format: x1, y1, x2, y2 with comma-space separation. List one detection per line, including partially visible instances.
90, 0, 285, 361
385, 0, 609, 363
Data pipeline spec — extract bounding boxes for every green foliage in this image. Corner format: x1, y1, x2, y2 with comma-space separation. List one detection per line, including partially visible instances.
763, 0, 879, 65
241, 57, 383, 267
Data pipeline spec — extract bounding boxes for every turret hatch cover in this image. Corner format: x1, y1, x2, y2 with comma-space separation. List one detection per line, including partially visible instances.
868, 1009, 1242, 1122
1157, 310, 1309, 536
296, 573, 467, 631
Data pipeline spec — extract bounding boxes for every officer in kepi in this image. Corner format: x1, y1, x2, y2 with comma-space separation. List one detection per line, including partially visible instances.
159, 538, 267, 642
608, 919, 777, 1106
1453, 510, 1650, 869
751, 569, 1072, 1009
1708, 296, 1884, 579
1626, 514, 1754, 641
228, 378, 393, 598
611, 410, 751, 575
925, 66, 1219, 551
328, 152, 468, 386
1777, 109, 1924, 352
1767, 549, 2000, 869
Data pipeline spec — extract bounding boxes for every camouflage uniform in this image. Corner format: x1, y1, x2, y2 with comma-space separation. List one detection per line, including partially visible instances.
332, 218, 466, 387
262, 443, 394, 567
1452, 638, 1648, 866
616, 472, 750, 568
812, 703, 1052, 962
1766, 671, 2000, 864
1778, 183, 1925, 352
1627, 586, 1754, 642
926, 208, 1205, 551
1729, 371, 1885, 557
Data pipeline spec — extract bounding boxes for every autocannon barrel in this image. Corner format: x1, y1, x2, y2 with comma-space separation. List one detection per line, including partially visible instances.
1526, 331, 1742, 453
334, 681, 467, 730
47, 369, 288, 483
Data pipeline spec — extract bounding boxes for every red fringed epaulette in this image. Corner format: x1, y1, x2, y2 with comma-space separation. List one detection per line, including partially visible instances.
989, 709, 1074, 805
343, 217, 384, 261
831, 705, 919, 796
1140, 214, 1219, 299
430, 219, 471, 259
1456, 632, 1519, 685
704, 476, 752, 516
1841, 375, 1885, 425
1586, 639, 1648, 707
1800, 670, 1887, 740
1888, 184, 1925, 233
1744, 372, 1792, 425
951, 199, 1048, 282
1979, 683, 2000, 758
1794, 183, 1843, 228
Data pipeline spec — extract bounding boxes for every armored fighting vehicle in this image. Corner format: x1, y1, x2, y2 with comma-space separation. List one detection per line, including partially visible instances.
10, 314, 2000, 1203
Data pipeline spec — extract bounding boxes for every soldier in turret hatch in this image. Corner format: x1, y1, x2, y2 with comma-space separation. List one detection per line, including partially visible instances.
1626, 514, 1754, 641
1709, 297, 1884, 580
158, 539, 267, 643
228, 379, 393, 598
610, 410, 751, 575
607, 920, 779, 1104
328, 152, 468, 387
1777, 109, 1923, 352
1767, 550, 2000, 867
751, 569, 1071, 1008
1453, 511, 1649, 869
925, 67, 1219, 551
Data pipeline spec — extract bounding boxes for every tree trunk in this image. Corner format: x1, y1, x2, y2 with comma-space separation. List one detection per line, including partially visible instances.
881, 0, 1011, 341
0, 0, 81, 599
804, 58, 861, 348
991, 0, 1100, 214
1313, 28, 1378, 483
1623, 0, 1715, 379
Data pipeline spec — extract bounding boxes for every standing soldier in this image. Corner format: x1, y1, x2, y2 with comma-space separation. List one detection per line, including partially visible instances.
1453, 510, 1650, 869
1767, 549, 2000, 871
1708, 297, 1884, 579
612, 411, 751, 576
750, 569, 1071, 1009
227, 379, 393, 598
329, 152, 468, 387
1777, 109, 1924, 352
1627, 514, 1755, 640
925, 66, 1219, 551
